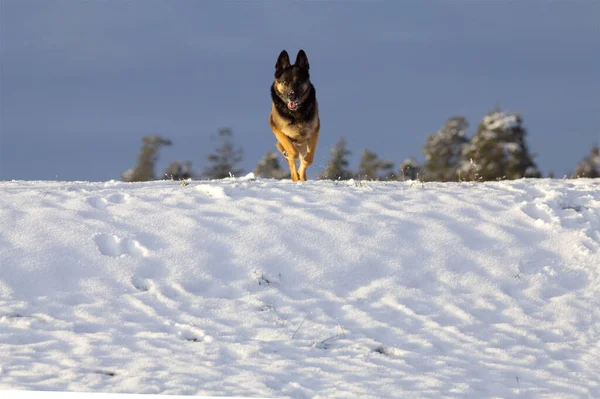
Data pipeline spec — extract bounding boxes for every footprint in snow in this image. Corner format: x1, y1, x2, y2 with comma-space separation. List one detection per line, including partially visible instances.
88, 193, 129, 210
520, 202, 557, 225
131, 276, 152, 292
88, 197, 109, 210
106, 193, 128, 204
94, 234, 149, 257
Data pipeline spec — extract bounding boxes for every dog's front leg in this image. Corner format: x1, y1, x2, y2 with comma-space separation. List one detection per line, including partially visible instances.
298, 125, 320, 181
275, 141, 299, 182
270, 121, 299, 181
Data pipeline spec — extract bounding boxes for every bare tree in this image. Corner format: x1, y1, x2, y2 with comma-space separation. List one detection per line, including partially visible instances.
122, 135, 172, 182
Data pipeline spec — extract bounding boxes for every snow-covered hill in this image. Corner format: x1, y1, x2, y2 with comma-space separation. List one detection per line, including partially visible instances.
1, 177, 599, 398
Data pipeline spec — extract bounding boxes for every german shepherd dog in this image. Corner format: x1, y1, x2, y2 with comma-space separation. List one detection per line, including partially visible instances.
269, 49, 320, 182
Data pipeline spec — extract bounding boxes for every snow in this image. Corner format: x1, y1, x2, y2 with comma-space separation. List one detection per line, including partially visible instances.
1, 176, 599, 398
482, 111, 520, 131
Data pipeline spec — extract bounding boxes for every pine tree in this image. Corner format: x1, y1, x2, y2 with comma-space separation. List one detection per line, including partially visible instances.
164, 160, 194, 180
318, 137, 354, 180
399, 157, 422, 181
458, 110, 541, 181
121, 135, 172, 182
254, 151, 290, 179
573, 146, 600, 178
202, 128, 244, 179
357, 150, 394, 180
422, 116, 469, 181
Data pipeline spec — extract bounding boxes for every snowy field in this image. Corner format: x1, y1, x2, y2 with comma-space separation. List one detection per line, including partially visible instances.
0, 177, 599, 398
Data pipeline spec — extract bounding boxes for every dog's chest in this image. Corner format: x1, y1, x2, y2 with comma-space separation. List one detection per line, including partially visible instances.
281, 120, 315, 142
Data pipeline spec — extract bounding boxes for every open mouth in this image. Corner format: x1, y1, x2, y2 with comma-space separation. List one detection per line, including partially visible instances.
287, 101, 298, 110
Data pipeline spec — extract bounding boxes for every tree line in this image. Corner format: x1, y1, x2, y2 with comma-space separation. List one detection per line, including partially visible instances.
121, 109, 599, 183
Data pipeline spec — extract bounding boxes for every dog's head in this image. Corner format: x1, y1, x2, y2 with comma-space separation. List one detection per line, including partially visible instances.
273, 49, 311, 111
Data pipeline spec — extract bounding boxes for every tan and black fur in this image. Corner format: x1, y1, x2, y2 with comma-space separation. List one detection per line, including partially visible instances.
269, 49, 320, 182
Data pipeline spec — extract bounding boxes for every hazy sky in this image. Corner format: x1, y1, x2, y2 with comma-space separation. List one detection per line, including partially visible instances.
1, 0, 599, 181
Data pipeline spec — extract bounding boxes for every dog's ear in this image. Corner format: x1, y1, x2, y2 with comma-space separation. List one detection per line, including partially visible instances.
275, 50, 291, 78
295, 49, 309, 71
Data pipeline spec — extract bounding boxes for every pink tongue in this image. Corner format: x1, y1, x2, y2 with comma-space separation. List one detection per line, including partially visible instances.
288, 101, 297, 109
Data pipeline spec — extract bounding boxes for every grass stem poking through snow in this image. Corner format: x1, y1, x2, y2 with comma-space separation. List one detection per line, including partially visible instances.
291, 315, 308, 340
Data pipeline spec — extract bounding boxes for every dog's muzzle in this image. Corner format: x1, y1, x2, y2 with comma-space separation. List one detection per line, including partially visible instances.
287, 91, 299, 110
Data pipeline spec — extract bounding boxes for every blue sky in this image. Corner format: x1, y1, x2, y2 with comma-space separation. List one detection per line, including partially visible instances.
1, 0, 599, 181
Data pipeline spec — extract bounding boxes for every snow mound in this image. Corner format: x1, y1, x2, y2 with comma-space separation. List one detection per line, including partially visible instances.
0, 178, 599, 398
